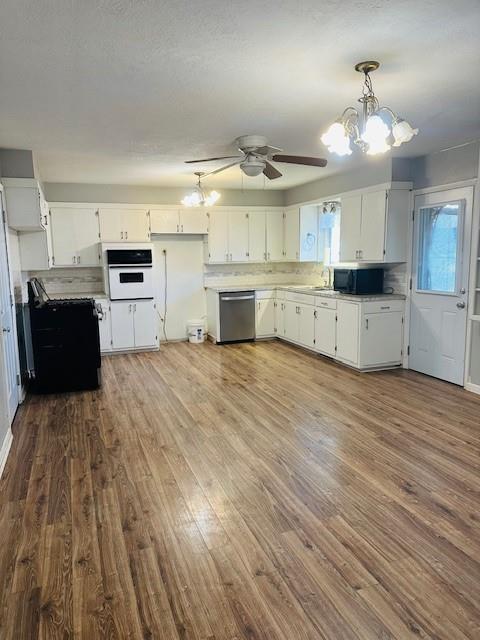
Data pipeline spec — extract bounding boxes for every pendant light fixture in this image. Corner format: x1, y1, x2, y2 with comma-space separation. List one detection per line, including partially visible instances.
181, 172, 220, 207
321, 61, 418, 156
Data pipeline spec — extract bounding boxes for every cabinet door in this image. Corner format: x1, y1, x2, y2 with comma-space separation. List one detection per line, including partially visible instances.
299, 207, 318, 262
314, 307, 336, 356
110, 302, 135, 349
266, 211, 284, 261
284, 208, 300, 261
228, 212, 249, 262
207, 212, 229, 263
74, 208, 100, 266
150, 209, 179, 233
133, 300, 157, 348
275, 301, 285, 337
283, 301, 299, 341
248, 212, 266, 262
298, 304, 315, 349
99, 209, 123, 242
123, 209, 150, 242
181, 209, 208, 234
339, 194, 362, 262
336, 301, 359, 365
360, 190, 387, 261
50, 207, 77, 266
95, 299, 112, 352
256, 298, 276, 337
360, 311, 403, 366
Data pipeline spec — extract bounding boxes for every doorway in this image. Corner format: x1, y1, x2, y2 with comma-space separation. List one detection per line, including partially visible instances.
409, 186, 473, 385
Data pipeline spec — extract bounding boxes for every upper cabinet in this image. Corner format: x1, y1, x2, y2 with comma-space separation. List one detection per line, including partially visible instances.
98, 208, 150, 242
3, 178, 48, 231
150, 208, 208, 234
339, 188, 410, 263
50, 206, 100, 267
285, 206, 318, 262
206, 211, 249, 263
265, 211, 284, 261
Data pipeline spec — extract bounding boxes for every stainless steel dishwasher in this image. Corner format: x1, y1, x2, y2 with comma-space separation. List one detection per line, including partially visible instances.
218, 291, 256, 343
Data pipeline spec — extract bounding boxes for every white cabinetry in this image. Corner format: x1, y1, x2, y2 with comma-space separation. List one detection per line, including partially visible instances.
255, 291, 276, 338
339, 188, 410, 263
110, 300, 157, 351
207, 211, 229, 263
206, 212, 249, 263
359, 301, 404, 368
50, 206, 100, 267
95, 299, 112, 353
266, 211, 284, 261
228, 213, 249, 262
282, 293, 315, 348
336, 300, 360, 365
314, 298, 337, 357
248, 212, 266, 263
150, 208, 208, 234
99, 208, 150, 242
284, 208, 300, 260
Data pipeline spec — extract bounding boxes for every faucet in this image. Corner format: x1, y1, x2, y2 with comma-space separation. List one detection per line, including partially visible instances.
321, 266, 333, 289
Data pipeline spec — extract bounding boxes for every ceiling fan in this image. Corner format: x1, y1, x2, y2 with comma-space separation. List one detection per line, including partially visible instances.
185, 135, 327, 180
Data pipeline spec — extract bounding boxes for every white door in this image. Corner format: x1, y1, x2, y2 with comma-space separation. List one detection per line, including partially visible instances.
336, 301, 359, 364
95, 299, 112, 352
266, 211, 284, 261
0, 195, 18, 422
74, 208, 100, 266
299, 207, 318, 262
283, 301, 299, 341
110, 301, 135, 349
181, 210, 208, 234
275, 301, 285, 336
50, 207, 77, 266
315, 307, 336, 357
256, 299, 275, 337
339, 194, 361, 261
361, 312, 403, 366
150, 209, 180, 234
99, 209, 123, 242
360, 190, 386, 261
409, 187, 472, 385
123, 210, 150, 242
133, 300, 157, 348
248, 212, 266, 262
228, 213, 249, 262
284, 208, 300, 261
298, 304, 315, 349
207, 212, 229, 263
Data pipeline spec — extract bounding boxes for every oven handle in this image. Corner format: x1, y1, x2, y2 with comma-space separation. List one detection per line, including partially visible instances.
108, 264, 152, 268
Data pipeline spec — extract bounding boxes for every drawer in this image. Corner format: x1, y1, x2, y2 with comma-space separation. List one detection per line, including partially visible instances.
361, 299, 405, 314
315, 296, 337, 310
255, 289, 276, 300
285, 291, 315, 306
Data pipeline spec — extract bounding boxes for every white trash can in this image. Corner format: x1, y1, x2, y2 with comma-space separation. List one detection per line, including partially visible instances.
187, 319, 205, 344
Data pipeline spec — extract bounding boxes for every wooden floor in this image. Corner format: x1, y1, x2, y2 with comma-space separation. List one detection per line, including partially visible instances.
1, 340, 480, 639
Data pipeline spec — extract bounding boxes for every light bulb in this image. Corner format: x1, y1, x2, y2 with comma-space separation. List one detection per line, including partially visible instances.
392, 118, 419, 146
321, 122, 352, 156
362, 115, 391, 155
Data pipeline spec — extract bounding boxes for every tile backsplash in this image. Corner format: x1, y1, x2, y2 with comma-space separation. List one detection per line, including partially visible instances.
204, 262, 329, 288
28, 267, 106, 296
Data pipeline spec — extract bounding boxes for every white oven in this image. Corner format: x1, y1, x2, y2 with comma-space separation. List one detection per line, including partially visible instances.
107, 248, 154, 300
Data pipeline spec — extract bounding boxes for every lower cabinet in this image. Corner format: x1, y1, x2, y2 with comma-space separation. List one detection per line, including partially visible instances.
336, 301, 360, 365
256, 297, 276, 338
110, 300, 157, 351
314, 306, 336, 357
359, 303, 404, 367
282, 299, 315, 349
95, 299, 112, 353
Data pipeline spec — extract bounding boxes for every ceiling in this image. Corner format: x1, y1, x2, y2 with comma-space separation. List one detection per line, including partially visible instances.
0, 0, 479, 190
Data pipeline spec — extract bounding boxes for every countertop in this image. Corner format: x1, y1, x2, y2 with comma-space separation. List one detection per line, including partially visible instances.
47, 292, 107, 300
205, 284, 406, 302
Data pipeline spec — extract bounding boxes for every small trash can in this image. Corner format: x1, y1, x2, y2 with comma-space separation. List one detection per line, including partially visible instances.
187, 319, 205, 344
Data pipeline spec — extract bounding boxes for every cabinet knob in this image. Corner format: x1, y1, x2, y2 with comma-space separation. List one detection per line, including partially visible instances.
73, 256, 76, 264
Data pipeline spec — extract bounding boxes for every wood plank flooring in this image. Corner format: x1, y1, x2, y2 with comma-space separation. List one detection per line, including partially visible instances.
1, 339, 480, 639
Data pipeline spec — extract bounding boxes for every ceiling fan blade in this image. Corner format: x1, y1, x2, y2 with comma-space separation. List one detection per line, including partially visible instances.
185, 155, 242, 164
272, 154, 328, 167
263, 161, 282, 180
201, 160, 242, 177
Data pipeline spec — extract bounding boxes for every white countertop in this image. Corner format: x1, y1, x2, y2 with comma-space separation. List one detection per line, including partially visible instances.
205, 283, 405, 302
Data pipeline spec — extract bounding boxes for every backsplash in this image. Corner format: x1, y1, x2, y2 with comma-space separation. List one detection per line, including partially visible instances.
28, 267, 106, 296
204, 262, 329, 288
384, 263, 408, 296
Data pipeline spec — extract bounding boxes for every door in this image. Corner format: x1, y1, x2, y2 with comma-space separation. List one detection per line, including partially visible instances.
315, 307, 336, 356
150, 209, 179, 233
409, 188, 472, 385
110, 301, 135, 349
123, 210, 150, 242
266, 211, 284, 261
0, 193, 18, 423
133, 300, 157, 348
228, 213, 249, 262
361, 312, 403, 366
299, 207, 318, 262
283, 301, 299, 341
248, 212, 266, 262
360, 190, 387, 261
74, 208, 100, 265
95, 300, 112, 352
207, 212, 229, 262
284, 208, 300, 261
256, 298, 275, 337
99, 209, 123, 242
276, 301, 285, 337
181, 210, 208, 234
336, 301, 359, 364
50, 207, 77, 266
298, 304, 315, 349
339, 194, 361, 261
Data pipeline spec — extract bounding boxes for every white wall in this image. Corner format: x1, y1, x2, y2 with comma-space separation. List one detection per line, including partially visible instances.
152, 236, 206, 341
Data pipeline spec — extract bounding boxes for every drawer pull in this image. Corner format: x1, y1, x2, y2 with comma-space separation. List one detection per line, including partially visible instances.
380, 306, 390, 310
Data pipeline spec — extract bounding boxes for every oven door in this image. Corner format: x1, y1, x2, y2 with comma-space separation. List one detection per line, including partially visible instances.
108, 266, 154, 300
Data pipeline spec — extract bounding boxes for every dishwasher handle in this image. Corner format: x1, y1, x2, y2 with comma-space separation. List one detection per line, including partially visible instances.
220, 295, 255, 301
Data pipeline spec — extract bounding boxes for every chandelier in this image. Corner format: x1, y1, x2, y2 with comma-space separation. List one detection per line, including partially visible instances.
181, 172, 220, 207
321, 61, 418, 156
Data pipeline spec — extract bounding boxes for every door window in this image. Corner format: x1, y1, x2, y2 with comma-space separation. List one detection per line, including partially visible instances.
417, 200, 464, 294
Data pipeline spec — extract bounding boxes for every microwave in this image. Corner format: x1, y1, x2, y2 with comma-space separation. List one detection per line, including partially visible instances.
333, 268, 384, 295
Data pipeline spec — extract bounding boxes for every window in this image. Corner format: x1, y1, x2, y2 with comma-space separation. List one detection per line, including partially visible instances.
417, 201, 463, 293
318, 205, 340, 265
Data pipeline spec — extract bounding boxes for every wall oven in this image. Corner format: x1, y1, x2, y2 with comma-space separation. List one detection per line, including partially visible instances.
107, 248, 154, 300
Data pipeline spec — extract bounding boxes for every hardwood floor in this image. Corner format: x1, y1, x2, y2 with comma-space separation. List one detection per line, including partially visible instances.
1, 340, 480, 639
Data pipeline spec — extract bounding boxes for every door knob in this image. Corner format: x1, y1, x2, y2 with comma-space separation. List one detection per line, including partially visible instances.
456, 301, 466, 309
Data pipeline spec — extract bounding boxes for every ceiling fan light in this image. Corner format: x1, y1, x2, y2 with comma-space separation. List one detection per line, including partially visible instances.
392, 118, 419, 146
321, 122, 352, 156
240, 158, 265, 177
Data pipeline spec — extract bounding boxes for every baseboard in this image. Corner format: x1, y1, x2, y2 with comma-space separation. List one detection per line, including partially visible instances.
0, 427, 13, 479
465, 382, 480, 395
